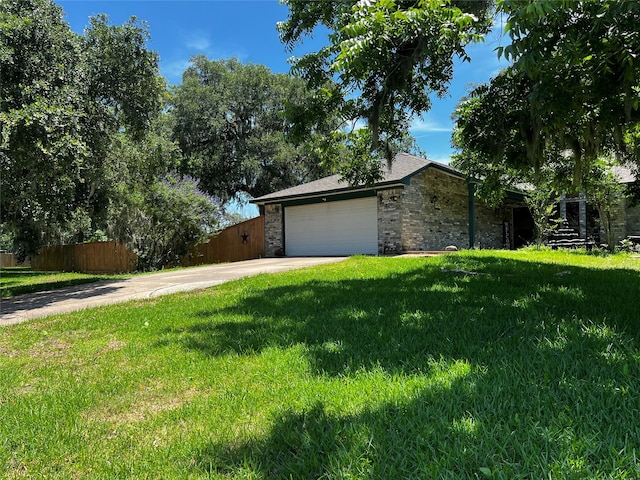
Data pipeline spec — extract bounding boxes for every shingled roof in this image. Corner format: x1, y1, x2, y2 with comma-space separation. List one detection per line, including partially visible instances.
613, 164, 637, 184
251, 153, 462, 205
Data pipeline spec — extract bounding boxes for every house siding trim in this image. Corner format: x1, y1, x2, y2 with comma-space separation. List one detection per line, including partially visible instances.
278, 189, 378, 208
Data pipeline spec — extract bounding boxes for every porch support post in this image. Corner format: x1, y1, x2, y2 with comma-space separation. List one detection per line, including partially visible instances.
579, 191, 587, 238
468, 180, 476, 248
559, 194, 567, 220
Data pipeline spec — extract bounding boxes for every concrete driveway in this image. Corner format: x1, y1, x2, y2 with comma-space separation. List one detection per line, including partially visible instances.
0, 257, 346, 327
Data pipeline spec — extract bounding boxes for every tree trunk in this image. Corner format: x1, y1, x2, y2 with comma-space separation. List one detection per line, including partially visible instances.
596, 203, 614, 251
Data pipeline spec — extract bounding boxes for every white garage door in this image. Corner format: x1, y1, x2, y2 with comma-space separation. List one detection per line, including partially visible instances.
285, 197, 378, 256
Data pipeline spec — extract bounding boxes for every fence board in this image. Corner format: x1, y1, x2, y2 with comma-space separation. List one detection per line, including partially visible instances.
0, 253, 17, 268
31, 245, 65, 272
182, 216, 265, 267
32, 241, 137, 273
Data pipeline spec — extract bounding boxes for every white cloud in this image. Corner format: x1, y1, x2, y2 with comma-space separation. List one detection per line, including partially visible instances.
160, 59, 191, 85
185, 34, 210, 52
410, 118, 452, 134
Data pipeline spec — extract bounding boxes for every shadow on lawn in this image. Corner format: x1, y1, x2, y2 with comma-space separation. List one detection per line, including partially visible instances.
0, 268, 121, 298
198, 385, 485, 479
174, 255, 640, 477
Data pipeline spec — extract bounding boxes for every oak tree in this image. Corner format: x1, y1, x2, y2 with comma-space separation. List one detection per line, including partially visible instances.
170, 56, 331, 202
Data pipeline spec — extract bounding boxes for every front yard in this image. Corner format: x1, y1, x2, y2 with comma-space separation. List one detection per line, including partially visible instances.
1, 250, 639, 478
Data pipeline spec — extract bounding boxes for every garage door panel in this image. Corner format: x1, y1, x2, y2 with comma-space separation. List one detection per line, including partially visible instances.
285, 197, 378, 256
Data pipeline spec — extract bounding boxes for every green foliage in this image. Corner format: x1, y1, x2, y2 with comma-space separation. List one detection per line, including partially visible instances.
83, 14, 163, 139
104, 128, 221, 271
497, 0, 640, 178
524, 183, 561, 246
582, 158, 628, 250
125, 174, 221, 271
335, 129, 387, 186
170, 56, 331, 202
1, 0, 87, 237
0, 228, 12, 251
280, 0, 493, 162
618, 238, 640, 254
452, 67, 542, 186
454, 0, 640, 216
0, 0, 163, 255
624, 123, 640, 160
284, 83, 426, 186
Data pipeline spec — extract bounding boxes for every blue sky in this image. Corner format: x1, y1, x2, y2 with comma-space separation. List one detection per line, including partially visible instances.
59, 0, 510, 164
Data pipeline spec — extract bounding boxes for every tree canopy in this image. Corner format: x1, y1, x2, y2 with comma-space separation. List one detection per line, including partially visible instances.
501, 0, 640, 178
170, 56, 332, 202
454, 0, 640, 194
0, 0, 163, 254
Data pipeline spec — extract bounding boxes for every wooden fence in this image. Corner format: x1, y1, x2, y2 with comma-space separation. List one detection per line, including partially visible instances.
182, 216, 265, 267
31, 241, 137, 273
0, 253, 17, 268
30, 216, 265, 273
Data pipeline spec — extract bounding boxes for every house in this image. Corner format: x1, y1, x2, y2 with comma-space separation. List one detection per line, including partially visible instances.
251, 153, 533, 256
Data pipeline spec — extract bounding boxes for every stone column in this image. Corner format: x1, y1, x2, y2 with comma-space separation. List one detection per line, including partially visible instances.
579, 191, 587, 238
559, 194, 567, 220
264, 204, 283, 256
378, 189, 403, 254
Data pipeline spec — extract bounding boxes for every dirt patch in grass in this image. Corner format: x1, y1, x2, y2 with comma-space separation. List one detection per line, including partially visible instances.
0, 341, 16, 358
27, 337, 73, 360
23, 318, 63, 330
94, 338, 126, 356
85, 382, 204, 426
26, 333, 125, 359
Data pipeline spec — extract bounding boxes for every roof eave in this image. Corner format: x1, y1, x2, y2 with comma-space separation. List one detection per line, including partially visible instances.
251, 181, 407, 205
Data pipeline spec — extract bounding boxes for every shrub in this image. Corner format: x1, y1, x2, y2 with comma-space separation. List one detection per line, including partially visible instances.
108, 174, 222, 270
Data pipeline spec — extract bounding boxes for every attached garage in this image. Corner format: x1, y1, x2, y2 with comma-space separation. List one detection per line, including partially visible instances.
284, 197, 378, 256
252, 153, 529, 256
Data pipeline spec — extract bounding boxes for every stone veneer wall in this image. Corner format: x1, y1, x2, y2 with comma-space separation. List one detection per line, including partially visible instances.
401, 169, 470, 251
476, 203, 510, 249
264, 203, 283, 257
596, 190, 640, 246
377, 188, 403, 253
399, 168, 510, 251
626, 199, 640, 236
601, 198, 630, 246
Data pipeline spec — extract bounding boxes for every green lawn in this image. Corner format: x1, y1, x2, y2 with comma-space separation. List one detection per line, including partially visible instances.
1, 250, 639, 479
0, 267, 128, 298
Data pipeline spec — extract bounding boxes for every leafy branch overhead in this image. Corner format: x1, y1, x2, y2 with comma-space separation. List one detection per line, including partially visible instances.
279, 0, 492, 162
454, 0, 640, 197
